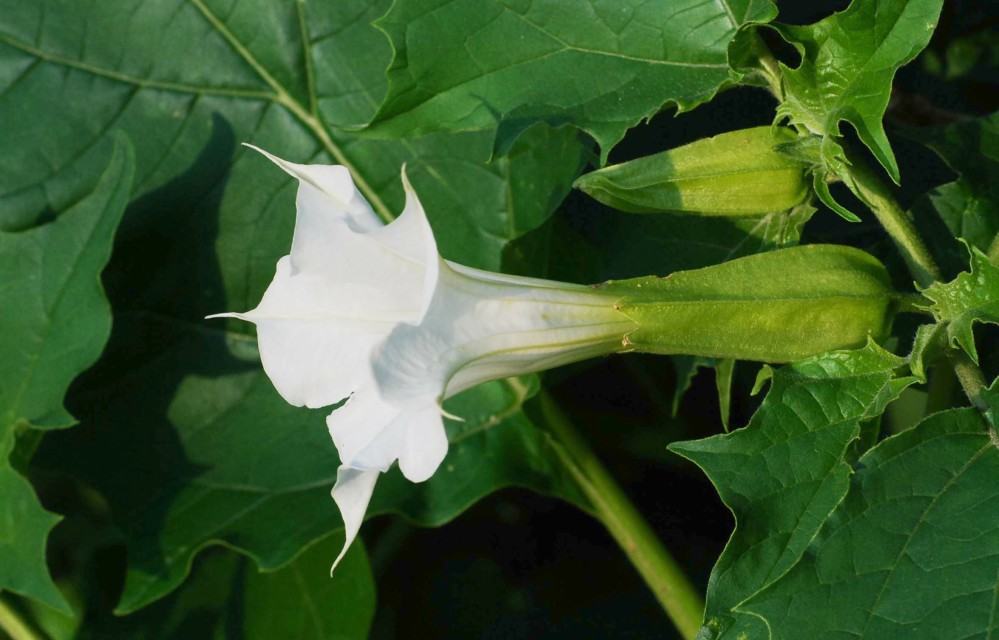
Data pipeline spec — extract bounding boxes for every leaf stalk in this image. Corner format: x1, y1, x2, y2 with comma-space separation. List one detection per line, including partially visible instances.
841, 149, 941, 287
0, 597, 43, 640
537, 391, 705, 639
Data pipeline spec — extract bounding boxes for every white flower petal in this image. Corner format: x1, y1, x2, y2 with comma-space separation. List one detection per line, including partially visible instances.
326, 388, 447, 482
326, 391, 405, 473
211, 155, 445, 408
212, 154, 640, 577
244, 144, 381, 238
397, 404, 448, 482
330, 466, 380, 573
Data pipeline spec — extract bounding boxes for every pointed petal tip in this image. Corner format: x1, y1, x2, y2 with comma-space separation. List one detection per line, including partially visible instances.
329, 467, 379, 576
439, 405, 464, 422
242, 143, 301, 179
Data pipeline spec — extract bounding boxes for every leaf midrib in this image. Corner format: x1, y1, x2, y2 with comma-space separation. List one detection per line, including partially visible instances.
374, 1, 728, 125
858, 439, 993, 637
0, 0, 396, 223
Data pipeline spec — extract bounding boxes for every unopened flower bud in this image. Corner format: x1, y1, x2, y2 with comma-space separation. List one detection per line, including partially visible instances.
574, 126, 809, 216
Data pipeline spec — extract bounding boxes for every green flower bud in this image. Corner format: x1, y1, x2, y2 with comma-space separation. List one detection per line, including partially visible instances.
574, 126, 809, 216
601, 245, 896, 363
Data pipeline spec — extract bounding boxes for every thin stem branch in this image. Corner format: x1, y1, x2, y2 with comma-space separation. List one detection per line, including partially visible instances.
0, 597, 42, 640
842, 149, 942, 287
537, 391, 705, 639
748, 32, 784, 102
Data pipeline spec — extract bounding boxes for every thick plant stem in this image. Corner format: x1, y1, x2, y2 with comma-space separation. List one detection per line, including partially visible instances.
0, 597, 41, 640
843, 150, 941, 288
950, 351, 989, 412
844, 153, 990, 409
537, 391, 705, 639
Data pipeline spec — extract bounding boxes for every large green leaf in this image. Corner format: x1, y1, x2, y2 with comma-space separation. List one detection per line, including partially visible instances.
76, 538, 374, 640
0, 0, 583, 272
367, 0, 777, 161
922, 246, 999, 364
743, 407, 999, 639
2, 0, 587, 613
776, 0, 944, 183
0, 137, 133, 614
670, 343, 914, 640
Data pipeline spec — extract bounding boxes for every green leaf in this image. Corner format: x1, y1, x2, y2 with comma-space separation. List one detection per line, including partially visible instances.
742, 407, 999, 639
908, 322, 947, 382
776, 0, 944, 183
669, 357, 734, 430
0, 462, 69, 614
0, 137, 133, 614
0, 136, 133, 435
671, 356, 714, 417
670, 342, 915, 640
922, 246, 999, 363
240, 536, 376, 640
0, 0, 584, 273
714, 359, 735, 431
3, 0, 586, 612
77, 538, 375, 640
907, 111, 999, 274
39, 335, 584, 614
368, 0, 777, 161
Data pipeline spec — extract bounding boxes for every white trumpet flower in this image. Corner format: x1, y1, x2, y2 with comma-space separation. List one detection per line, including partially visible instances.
211, 147, 636, 569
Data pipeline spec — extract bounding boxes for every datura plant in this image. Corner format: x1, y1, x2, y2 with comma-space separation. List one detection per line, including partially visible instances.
211, 147, 895, 569
2, 1, 997, 639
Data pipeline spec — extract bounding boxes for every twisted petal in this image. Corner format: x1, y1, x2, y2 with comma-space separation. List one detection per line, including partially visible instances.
244, 144, 380, 236
330, 466, 380, 572
209, 152, 440, 409
327, 390, 446, 482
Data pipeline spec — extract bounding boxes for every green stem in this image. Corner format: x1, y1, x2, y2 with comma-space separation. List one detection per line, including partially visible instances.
537, 391, 705, 639
0, 597, 42, 640
894, 292, 930, 315
949, 350, 989, 412
842, 149, 942, 288
842, 151, 990, 410
749, 32, 784, 102
924, 363, 958, 415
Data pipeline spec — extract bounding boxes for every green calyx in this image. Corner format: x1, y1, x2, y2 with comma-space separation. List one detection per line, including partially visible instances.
601, 245, 896, 363
573, 126, 809, 216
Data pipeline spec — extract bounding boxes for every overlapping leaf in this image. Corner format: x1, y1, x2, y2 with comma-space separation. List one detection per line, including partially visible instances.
1, 0, 588, 612
670, 343, 914, 640
922, 246, 999, 364
776, 0, 944, 183
0, 137, 133, 613
743, 407, 999, 639
908, 112, 999, 275
368, 0, 777, 161
77, 538, 375, 640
